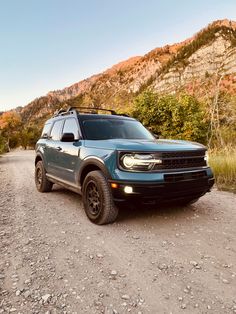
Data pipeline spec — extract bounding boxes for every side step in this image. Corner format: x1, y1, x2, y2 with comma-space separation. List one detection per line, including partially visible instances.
46, 174, 82, 195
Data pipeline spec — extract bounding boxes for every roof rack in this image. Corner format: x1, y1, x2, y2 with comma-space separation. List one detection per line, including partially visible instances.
53, 106, 130, 118
67, 106, 117, 115
53, 108, 68, 117
116, 113, 130, 117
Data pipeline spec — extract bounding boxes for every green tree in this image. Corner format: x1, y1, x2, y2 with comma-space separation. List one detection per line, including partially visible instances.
133, 90, 208, 144
0, 134, 6, 153
0, 111, 21, 151
20, 126, 41, 149
208, 92, 236, 148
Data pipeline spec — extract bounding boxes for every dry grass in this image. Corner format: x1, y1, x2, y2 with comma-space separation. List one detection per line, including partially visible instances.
209, 148, 236, 193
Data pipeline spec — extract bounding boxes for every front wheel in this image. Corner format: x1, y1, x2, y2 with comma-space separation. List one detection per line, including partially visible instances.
35, 161, 53, 192
82, 170, 118, 225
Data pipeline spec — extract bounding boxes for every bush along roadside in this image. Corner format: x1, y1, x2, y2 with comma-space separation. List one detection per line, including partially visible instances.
0, 111, 41, 152
0, 134, 8, 154
209, 149, 236, 193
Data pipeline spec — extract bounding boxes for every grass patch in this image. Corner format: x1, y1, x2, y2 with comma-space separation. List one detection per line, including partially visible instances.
209, 149, 236, 193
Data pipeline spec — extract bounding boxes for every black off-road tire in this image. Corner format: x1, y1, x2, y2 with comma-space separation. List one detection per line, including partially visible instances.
82, 170, 118, 225
35, 161, 53, 193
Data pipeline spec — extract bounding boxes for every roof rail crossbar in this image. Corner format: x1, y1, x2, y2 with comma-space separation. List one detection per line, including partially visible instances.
67, 106, 117, 115
53, 106, 130, 118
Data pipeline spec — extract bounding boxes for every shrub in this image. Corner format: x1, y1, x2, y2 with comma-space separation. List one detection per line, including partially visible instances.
133, 90, 208, 143
209, 149, 236, 192
0, 134, 6, 153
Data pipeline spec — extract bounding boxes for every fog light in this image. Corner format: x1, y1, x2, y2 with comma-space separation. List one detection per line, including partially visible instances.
124, 186, 133, 194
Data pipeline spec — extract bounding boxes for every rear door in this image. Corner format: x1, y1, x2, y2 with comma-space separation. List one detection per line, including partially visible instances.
46, 119, 64, 177
38, 122, 52, 172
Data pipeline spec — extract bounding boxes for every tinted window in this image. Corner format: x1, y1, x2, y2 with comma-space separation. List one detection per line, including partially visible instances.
63, 118, 79, 140
82, 119, 154, 140
41, 123, 52, 138
50, 120, 63, 141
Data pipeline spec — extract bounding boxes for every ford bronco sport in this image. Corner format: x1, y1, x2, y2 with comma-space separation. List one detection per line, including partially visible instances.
35, 107, 214, 224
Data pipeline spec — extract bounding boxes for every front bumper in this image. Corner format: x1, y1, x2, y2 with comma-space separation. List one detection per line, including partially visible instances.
109, 172, 214, 204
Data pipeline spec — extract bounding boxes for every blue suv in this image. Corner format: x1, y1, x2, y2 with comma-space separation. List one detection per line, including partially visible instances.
35, 107, 214, 224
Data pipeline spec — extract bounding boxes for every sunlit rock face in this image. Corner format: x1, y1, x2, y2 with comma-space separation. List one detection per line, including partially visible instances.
19, 19, 236, 124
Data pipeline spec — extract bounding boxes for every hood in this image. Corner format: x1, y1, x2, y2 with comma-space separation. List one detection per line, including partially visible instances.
84, 138, 206, 151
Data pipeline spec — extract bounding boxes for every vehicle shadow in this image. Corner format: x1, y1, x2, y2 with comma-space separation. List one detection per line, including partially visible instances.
117, 201, 195, 223
51, 185, 196, 224
51, 185, 82, 201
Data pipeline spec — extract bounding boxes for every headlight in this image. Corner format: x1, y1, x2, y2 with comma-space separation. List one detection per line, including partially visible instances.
204, 152, 209, 165
120, 153, 162, 171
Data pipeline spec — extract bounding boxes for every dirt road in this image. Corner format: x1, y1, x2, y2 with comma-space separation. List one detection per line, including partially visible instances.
0, 150, 236, 314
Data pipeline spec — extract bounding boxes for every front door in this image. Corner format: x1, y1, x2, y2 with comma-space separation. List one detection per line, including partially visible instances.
59, 117, 82, 183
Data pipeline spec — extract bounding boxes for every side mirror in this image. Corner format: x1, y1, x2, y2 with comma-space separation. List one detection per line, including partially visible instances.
61, 133, 75, 142
41, 133, 48, 139
153, 133, 159, 139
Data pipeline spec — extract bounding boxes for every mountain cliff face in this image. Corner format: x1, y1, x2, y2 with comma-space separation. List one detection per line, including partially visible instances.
151, 20, 236, 96
20, 19, 236, 124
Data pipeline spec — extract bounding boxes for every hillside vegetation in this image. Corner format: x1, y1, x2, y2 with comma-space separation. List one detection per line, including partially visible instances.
1, 19, 236, 190
15, 19, 236, 126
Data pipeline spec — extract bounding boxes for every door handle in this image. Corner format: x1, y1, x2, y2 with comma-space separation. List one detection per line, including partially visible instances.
56, 146, 62, 151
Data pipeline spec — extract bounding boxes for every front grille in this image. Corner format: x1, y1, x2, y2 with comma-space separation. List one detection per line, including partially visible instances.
155, 157, 206, 169
153, 150, 206, 170
161, 150, 204, 158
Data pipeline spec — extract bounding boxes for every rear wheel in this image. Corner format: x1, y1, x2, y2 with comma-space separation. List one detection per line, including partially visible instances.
82, 170, 118, 225
35, 161, 53, 192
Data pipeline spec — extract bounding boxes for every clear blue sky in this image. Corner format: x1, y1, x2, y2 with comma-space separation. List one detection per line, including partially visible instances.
0, 0, 235, 111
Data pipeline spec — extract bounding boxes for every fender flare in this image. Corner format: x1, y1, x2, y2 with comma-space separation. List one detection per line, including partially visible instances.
35, 151, 46, 167
77, 157, 112, 186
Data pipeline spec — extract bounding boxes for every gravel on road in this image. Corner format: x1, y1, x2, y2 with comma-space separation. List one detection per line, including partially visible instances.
0, 150, 236, 314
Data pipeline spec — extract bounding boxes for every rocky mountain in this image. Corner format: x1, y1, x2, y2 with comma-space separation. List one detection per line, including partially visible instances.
151, 20, 236, 96
20, 19, 236, 124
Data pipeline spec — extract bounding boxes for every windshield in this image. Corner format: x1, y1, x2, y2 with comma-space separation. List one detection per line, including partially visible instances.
82, 119, 154, 140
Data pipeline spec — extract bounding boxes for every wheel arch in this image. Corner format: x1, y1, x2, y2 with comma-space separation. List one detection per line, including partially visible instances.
35, 152, 44, 166
78, 158, 111, 187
